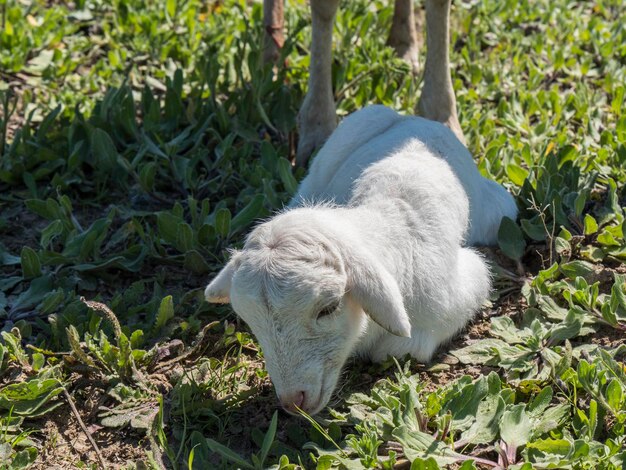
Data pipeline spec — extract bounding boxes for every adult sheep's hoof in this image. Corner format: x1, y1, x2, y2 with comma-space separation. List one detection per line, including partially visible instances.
296, 124, 335, 167
296, 93, 337, 167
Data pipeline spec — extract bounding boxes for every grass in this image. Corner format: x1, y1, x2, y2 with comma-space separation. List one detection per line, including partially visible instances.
0, 0, 625, 468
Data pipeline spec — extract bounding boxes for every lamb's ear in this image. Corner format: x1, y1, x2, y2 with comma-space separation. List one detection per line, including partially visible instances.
204, 252, 242, 303
345, 247, 411, 338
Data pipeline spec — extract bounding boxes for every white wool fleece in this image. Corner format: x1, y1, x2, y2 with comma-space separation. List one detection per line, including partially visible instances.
205, 105, 517, 415
291, 105, 518, 245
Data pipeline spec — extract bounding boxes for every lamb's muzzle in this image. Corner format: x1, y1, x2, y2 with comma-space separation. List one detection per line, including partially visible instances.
279, 390, 305, 414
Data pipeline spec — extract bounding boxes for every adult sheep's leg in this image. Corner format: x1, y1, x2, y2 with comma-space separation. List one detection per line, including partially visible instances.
296, 0, 340, 167
387, 0, 420, 74
263, 0, 285, 65
418, 0, 466, 145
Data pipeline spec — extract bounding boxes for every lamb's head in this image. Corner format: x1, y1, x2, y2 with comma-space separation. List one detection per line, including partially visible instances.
204, 210, 411, 415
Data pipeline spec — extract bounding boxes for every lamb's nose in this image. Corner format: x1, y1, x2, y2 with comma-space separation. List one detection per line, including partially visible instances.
280, 391, 305, 414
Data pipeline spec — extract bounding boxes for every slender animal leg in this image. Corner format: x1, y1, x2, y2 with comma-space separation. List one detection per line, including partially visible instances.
296, 0, 340, 167
263, 0, 285, 65
387, 0, 420, 74
418, 0, 466, 144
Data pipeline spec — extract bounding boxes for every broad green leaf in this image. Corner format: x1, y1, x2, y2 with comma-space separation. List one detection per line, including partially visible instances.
231, 194, 266, 234
166, 0, 176, 18
521, 219, 546, 241
392, 425, 464, 466
277, 157, 298, 195
1, 331, 29, 367
139, 161, 157, 192
535, 295, 568, 321
303, 442, 359, 469
451, 339, 517, 365
157, 212, 181, 245
458, 460, 476, 470
588, 399, 598, 438
130, 330, 144, 349
71, 249, 147, 273
20, 247, 42, 279
40, 220, 64, 248
506, 164, 529, 187
526, 437, 571, 455
0, 378, 64, 416
215, 208, 231, 238
410, 457, 441, 470
597, 230, 620, 247
197, 224, 216, 246
26, 50, 54, 73
574, 191, 588, 217
461, 394, 505, 445
10, 276, 53, 313
498, 217, 526, 261
176, 222, 194, 252
610, 274, 626, 319
10, 447, 37, 469
535, 262, 560, 285
554, 236, 570, 255
559, 260, 595, 279
260, 141, 278, 173
444, 375, 490, 425
184, 250, 211, 274
31, 353, 45, 371
100, 402, 159, 430
598, 349, 626, 385
548, 310, 582, 343
532, 404, 569, 436
90, 128, 118, 171
155, 295, 174, 329
490, 316, 527, 344
605, 379, 623, 412
611, 86, 625, 114
580, 245, 605, 262
528, 386, 552, 416
62, 217, 111, 260
500, 404, 532, 448
558, 227, 572, 241
583, 214, 598, 235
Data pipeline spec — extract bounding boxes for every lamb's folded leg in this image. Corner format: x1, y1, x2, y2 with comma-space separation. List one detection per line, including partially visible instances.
296, 0, 340, 167
387, 0, 420, 74
418, 0, 465, 145
368, 247, 490, 363
263, 0, 285, 65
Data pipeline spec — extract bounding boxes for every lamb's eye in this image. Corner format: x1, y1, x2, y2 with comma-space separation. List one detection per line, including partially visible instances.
317, 303, 339, 320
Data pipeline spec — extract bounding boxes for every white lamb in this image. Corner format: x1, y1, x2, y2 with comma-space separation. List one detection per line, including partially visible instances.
204, 107, 517, 415
205, 0, 519, 414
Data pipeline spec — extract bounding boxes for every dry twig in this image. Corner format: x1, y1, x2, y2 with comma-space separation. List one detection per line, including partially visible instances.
62, 385, 107, 470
